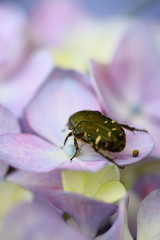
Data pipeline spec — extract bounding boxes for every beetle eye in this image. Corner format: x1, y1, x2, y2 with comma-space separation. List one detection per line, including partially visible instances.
67, 123, 72, 130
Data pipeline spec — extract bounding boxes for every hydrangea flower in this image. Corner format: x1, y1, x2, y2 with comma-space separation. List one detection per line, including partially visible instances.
0, 3, 54, 118
7, 164, 125, 238
0, 48, 54, 118
96, 188, 160, 240
52, 18, 130, 72
0, 181, 88, 240
90, 21, 160, 157
0, 68, 154, 172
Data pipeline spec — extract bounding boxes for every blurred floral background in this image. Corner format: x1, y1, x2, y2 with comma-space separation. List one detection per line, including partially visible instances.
0, 0, 160, 239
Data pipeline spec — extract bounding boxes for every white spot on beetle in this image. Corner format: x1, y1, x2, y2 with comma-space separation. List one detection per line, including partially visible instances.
108, 131, 111, 137
95, 136, 101, 145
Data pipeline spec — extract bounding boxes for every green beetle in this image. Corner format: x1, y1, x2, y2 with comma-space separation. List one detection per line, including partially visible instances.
63, 110, 147, 165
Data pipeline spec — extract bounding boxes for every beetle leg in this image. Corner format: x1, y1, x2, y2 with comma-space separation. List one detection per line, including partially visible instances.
93, 146, 124, 169
62, 132, 73, 147
119, 124, 147, 134
70, 137, 81, 162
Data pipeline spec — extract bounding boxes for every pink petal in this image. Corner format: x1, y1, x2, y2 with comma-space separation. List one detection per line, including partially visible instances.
90, 61, 121, 118
133, 174, 160, 200
112, 131, 154, 166
137, 188, 160, 240
61, 157, 108, 172
24, 68, 101, 146
90, 23, 160, 119
0, 2, 28, 80
0, 48, 54, 117
2, 201, 89, 240
7, 169, 63, 191
29, 0, 84, 46
0, 105, 20, 176
50, 192, 117, 238
0, 133, 68, 172
109, 22, 160, 104
96, 195, 133, 240
0, 105, 20, 134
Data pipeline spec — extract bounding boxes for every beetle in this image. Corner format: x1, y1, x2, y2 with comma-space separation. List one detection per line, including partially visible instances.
63, 110, 147, 166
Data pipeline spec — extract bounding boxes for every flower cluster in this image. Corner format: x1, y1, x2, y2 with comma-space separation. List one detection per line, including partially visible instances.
0, 1, 160, 239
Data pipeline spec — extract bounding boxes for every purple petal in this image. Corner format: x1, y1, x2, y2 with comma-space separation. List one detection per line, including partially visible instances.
0, 105, 20, 176
142, 122, 160, 158
0, 105, 20, 134
127, 191, 141, 239
110, 130, 154, 167
96, 195, 133, 240
90, 61, 121, 118
50, 192, 117, 238
61, 158, 108, 172
0, 160, 8, 177
0, 48, 54, 117
2, 201, 89, 240
0, 2, 28, 80
7, 169, 63, 190
133, 174, 160, 200
0, 133, 68, 172
30, 0, 83, 46
110, 23, 160, 104
90, 23, 160, 158
137, 188, 160, 240
24, 68, 101, 146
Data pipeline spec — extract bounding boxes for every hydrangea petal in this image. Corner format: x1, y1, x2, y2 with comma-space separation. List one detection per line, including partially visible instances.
137, 188, 160, 240
30, 0, 83, 46
7, 169, 63, 190
0, 134, 69, 172
96, 195, 133, 240
24, 68, 101, 146
90, 23, 160, 120
90, 61, 122, 118
0, 161, 8, 177
61, 156, 108, 172
50, 192, 117, 238
0, 105, 20, 176
0, 2, 28, 80
0, 105, 20, 134
0, 48, 54, 117
110, 23, 160, 104
110, 131, 154, 166
133, 174, 160, 199
1, 201, 89, 240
